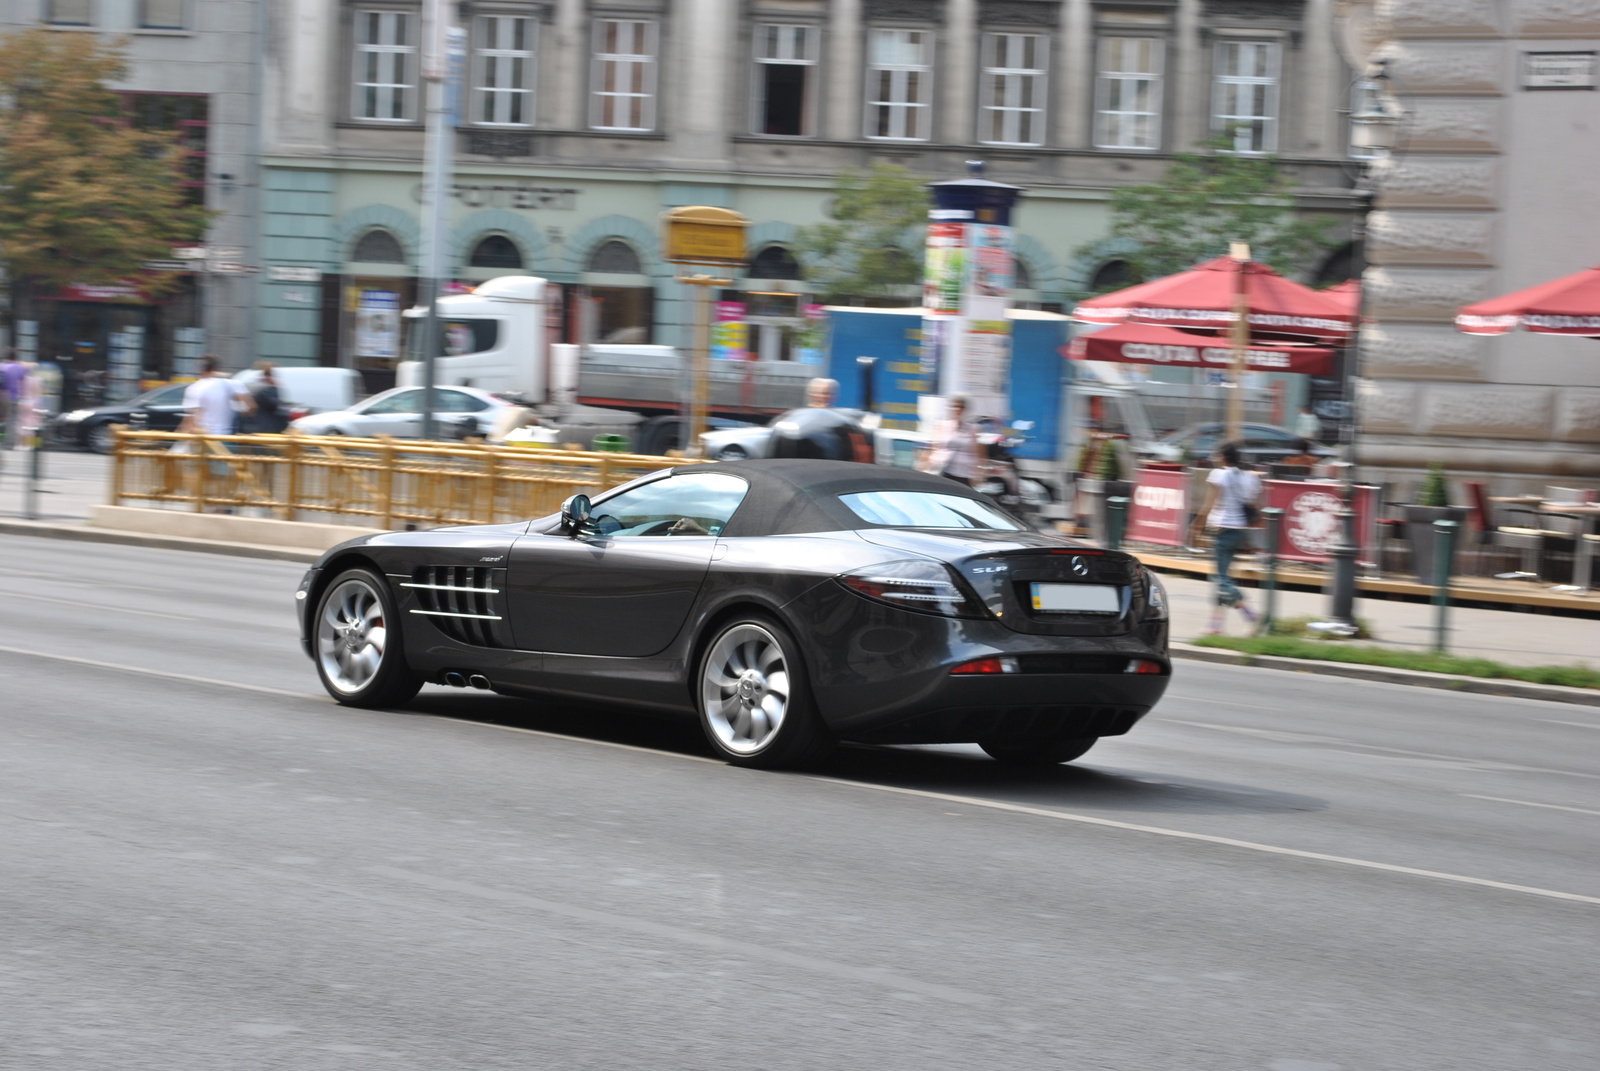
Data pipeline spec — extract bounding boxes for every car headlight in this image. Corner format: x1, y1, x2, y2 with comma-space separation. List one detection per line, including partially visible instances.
1140, 567, 1169, 620
61, 409, 95, 422
838, 559, 987, 619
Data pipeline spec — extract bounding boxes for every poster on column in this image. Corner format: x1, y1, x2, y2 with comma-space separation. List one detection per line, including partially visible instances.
713, 301, 749, 360
965, 224, 1015, 300
923, 223, 966, 314
355, 290, 401, 360
961, 321, 1011, 398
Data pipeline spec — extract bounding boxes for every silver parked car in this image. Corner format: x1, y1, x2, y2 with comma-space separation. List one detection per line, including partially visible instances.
290, 386, 509, 440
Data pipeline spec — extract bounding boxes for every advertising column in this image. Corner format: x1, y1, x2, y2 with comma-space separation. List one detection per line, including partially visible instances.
921, 163, 1024, 428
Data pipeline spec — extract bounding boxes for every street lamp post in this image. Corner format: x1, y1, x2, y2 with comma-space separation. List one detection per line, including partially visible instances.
1320, 63, 1403, 633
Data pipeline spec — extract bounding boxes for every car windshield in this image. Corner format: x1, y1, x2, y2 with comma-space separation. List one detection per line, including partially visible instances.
138, 383, 189, 406
838, 491, 1023, 530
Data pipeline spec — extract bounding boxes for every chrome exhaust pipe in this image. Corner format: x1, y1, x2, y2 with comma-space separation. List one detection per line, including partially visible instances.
443, 671, 467, 688
468, 674, 491, 690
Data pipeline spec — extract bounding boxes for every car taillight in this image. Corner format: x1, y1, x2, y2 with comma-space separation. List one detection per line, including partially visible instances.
1125, 659, 1165, 674
837, 560, 987, 619
951, 656, 1019, 675
1140, 567, 1169, 620
288, 407, 309, 421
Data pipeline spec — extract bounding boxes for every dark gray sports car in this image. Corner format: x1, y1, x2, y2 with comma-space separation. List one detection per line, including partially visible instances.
296, 459, 1170, 768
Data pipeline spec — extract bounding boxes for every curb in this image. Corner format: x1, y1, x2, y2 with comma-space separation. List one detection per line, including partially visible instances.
0, 519, 323, 564
1170, 641, 1600, 708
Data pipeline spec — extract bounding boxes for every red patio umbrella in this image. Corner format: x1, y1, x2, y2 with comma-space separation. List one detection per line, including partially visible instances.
1456, 265, 1600, 336
1324, 279, 1361, 318
1070, 322, 1334, 375
1072, 256, 1358, 343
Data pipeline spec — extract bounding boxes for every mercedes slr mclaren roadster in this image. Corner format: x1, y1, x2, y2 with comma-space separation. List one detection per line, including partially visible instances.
297, 459, 1170, 768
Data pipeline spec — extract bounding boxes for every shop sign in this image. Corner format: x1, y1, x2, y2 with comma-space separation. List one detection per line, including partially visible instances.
1523, 52, 1596, 89
59, 282, 143, 302
1127, 468, 1189, 546
211, 262, 259, 275
270, 265, 322, 283
143, 260, 190, 272
1265, 483, 1378, 565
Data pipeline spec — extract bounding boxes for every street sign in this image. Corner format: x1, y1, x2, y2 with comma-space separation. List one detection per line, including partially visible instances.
173, 246, 208, 260
662, 206, 749, 267
209, 246, 246, 259
210, 262, 260, 275
142, 260, 191, 272
269, 265, 322, 283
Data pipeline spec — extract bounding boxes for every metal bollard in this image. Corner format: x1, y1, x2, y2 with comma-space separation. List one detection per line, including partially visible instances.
1431, 518, 1459, 654
25, 432, 42, 520
1105, 495, 1129, 551
1260, 507, 1284, 636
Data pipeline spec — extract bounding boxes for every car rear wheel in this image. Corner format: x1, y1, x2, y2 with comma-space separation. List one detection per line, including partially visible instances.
87, 421, 121, 454
313, 567, 423, 708
717, 444, 748, 460
979, 736, 1098, 765
697, 616, 831, 768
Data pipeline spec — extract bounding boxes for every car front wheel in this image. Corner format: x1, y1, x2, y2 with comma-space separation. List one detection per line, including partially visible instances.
87, 421, 122, 454
313, 567, 423, 708
697, 615, 831, 768
979, 736, 1098, 765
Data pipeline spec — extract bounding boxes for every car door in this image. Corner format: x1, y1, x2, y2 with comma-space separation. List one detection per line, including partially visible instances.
434, 388, 494, 437
354, 389, 424, 437
505, 471, 750, 656
135, 383, 191, 431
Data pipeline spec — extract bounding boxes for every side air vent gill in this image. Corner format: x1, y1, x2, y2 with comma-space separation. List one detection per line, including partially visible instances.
403, 566, 505, 648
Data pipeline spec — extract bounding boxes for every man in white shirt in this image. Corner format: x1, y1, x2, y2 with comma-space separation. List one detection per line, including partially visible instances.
181, 355, 254, 435
1293, 405, 1321, 442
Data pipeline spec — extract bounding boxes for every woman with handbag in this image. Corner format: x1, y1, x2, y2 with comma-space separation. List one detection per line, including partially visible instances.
1188, 441, 1262, 634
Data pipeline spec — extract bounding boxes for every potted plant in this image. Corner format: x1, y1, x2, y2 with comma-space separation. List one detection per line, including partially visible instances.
1403, 463, 1468, 583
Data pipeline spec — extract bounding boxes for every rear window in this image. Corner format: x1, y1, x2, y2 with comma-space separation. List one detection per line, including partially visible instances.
838, 491, 1023, 530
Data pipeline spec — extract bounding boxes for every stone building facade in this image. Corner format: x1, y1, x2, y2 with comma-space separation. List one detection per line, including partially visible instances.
2, 1, 264, 401
258, 0, 1359, 389
1340, 0, 1600, 486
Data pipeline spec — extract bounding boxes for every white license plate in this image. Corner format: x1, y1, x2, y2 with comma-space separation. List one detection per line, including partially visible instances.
1030, 583, 1122, 614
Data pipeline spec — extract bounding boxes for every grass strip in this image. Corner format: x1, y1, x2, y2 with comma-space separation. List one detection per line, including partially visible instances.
1191, 634, 1600, 691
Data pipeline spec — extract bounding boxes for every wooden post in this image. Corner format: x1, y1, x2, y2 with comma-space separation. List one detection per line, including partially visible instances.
1225, 242, 1251, 445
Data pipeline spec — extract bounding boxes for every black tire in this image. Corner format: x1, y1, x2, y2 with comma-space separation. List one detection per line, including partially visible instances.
87, 421, 121, 455
696, 613, 833, 769
979, 736, 1098, 765
311, 566, 424, 708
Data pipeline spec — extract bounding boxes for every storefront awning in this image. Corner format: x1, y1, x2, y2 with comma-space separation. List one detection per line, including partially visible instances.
1069, 323, 1335, 375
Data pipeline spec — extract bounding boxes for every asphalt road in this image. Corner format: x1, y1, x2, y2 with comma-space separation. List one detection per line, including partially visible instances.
2, 533, 1596, 1070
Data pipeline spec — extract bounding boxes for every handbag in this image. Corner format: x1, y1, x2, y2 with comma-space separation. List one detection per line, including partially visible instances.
1234, 469, 1261, 527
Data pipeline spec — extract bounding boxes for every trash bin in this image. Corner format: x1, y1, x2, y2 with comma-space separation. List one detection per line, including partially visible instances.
594, 434, 631, 453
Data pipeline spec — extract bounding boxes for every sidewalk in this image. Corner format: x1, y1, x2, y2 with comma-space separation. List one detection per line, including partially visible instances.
0, 448, 110, 522
1160, 571, 1600, 670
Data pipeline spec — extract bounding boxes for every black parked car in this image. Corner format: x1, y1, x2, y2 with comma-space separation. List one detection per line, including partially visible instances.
47, 381, 191, 453
1146, 422, 1335, 466
297, 459, 1171, 769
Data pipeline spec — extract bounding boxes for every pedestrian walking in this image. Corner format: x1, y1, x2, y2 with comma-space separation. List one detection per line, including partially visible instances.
246, 361, 290, 434
0, 349, 26, 449
1293, 405, 1321, 442
179, 355, 254, 436
1188, 441, 1262, 634
918, 394, 985, 486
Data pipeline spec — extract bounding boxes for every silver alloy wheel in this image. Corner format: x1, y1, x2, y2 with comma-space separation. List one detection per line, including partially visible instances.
316, 577, 388, 695
701, 623, 791, 755
88, 422, 118, 454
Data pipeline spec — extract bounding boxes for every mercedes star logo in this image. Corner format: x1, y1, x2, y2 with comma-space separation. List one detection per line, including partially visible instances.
1070, 556, 1090, 577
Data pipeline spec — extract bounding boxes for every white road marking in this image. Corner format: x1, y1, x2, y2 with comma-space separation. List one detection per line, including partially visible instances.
0, 590, 196, 620
1462, 794, 1600, 818
1164, 718, 1600, 781
1540, 719, 1600, 731
369, 865, 991, 1006
0, 643, 322, 700
813, 778, 1600, 907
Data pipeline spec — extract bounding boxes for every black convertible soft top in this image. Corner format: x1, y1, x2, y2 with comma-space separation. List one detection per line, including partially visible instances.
687, 458, 1007, 538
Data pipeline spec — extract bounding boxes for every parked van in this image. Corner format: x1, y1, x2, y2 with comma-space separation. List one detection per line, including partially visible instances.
233, 366, 362, 419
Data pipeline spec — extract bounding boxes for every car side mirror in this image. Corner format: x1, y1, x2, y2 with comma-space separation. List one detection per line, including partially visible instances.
560, 494, 592, 535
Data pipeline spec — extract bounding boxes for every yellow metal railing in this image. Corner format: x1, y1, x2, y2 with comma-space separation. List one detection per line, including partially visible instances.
109, 429, 695, 528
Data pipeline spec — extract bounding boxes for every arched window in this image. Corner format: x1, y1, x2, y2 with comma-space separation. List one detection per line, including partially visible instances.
749, 244, 801, 280
1014, 258, 1034, 291
352, 228, 405, 263
470, 234, 523, 269
586, 239, 643, 274
1090, 258, 1138, 292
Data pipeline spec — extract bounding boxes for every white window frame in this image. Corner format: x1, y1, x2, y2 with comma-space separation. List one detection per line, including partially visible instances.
864, 28, 933, 141
139, 0, 185, 29
751, 23, 820, 137
979, 32, 1047, 147
590, 19, 659, 132
45, 0, 93, 25
1212, 40, 1280, 153
352, 10, 418, 123
1093, 36, 1163, 150
472, 14, 536, 127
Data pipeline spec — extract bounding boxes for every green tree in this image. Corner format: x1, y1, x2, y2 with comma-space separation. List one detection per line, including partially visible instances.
1089, 133, 1339, 287
0, 28, 209, 296
794, 163, 927, 303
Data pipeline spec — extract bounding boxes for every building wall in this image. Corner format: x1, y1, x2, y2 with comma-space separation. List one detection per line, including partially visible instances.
1349, 0, 1600, 487
2, 0, 266, 373
258, 0, 1358, 369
